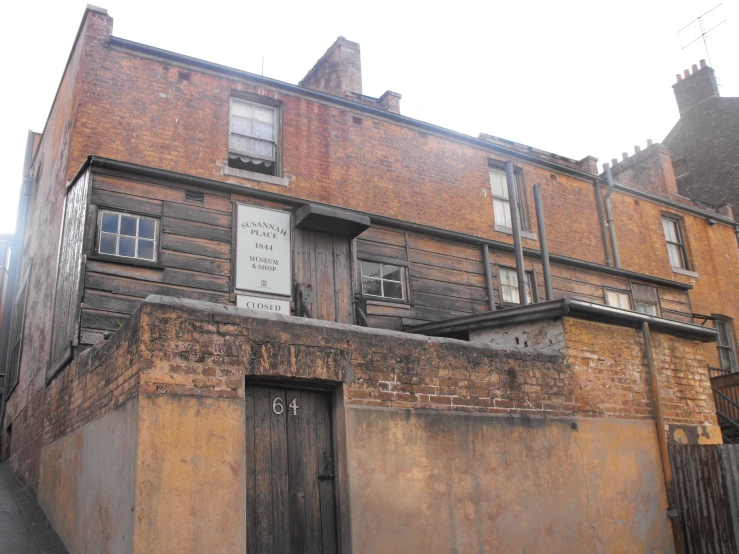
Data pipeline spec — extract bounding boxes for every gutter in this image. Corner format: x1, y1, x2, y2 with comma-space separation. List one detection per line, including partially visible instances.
405, 298, 718, 342
603, 163, 621, 268
106, 36, 738, 228
87, 156, 694, 291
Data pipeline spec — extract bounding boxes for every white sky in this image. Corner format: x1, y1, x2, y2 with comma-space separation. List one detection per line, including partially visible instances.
0, 0, 737, 234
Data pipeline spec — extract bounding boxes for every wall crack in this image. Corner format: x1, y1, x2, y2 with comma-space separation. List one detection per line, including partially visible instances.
573, 433, 607, 553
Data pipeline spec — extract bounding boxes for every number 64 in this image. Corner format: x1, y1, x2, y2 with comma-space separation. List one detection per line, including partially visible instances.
273, 397, 299, 415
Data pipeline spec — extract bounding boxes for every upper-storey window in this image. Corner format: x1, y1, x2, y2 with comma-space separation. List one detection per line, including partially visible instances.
499, 267, 534, 305
361, 261, 404, 300
605, 290, 632, 310
98, 211, 158, 262
632, 284, 659, 316
661, 216, 689, 270
229, 98, 278, 177
489, 166, 527, 231
715, 317, 738, 372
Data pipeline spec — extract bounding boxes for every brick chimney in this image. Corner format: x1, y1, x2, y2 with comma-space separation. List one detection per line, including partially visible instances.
300, 37, 401, 114
673, 59, 719, 115
300, 37, 363, 98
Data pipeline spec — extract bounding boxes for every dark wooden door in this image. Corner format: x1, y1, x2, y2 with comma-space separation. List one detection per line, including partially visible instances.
245, 385, 338, 554
294, 228, 353, 324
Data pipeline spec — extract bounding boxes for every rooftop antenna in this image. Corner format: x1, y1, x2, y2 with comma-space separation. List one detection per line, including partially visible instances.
677, 3, 727, 67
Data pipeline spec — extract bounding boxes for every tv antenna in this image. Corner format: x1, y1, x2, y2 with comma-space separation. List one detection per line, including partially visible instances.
678, 4, 727, 67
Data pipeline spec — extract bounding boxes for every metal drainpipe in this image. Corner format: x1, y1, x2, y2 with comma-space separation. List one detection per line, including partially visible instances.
482, 244, 496, 311
505, 162, 529, 305
735, 226, 739, 248
594, 180, 613, 267
533, 185, 553, 301
603, 163, 621, 268
641, 322, 686, 554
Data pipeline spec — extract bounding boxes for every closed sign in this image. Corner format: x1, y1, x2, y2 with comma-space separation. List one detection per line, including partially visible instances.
237, 295, 291, 314
235, 204, 291, 297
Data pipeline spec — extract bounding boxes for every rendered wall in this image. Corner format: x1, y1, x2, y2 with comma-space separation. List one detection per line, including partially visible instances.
347, 406, 674, 553
37, 398, 138, 554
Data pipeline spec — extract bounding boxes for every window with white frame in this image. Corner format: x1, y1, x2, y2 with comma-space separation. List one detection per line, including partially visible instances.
98, 211, 158, 262
499, 267, 534, 305
360, 261, 404, 300
605, 290, 632, 310
715, 318, 738, 372
228, 98, 278, 176
489, 166, 526, 230
662, 216, 689, 270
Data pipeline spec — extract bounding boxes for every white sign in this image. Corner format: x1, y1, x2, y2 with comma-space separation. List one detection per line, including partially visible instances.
237, 294, 291, 314
235, 204, 291, 297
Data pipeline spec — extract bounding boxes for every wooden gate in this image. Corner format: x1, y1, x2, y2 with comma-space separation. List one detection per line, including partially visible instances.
245, 385, 338, 554
669, 444, 739, 553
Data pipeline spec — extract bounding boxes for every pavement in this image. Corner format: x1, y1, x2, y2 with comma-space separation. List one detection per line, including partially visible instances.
0, 464, 68, 554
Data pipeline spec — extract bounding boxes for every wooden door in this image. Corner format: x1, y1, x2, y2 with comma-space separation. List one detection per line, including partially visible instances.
245, 385, 338, 554
294, 228, 353, 324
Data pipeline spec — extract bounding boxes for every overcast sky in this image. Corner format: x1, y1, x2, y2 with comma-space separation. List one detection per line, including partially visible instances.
0, 0, 737, 233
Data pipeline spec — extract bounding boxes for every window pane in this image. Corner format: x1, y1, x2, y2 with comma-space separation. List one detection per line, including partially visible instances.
231, 100, 253, 118
382, 265, 402, 281
636, 303, 657, 316
253, 121, 274, 140
139, 218, 156, 239
101, 212, 119, 233
120, 215, 137, 236
361, 262, 382, 279
254, 106, 274, 123
119, 236, 136, 257
231, 116, 253, 136
252, 139, 274, 158
230, 135, 253, 153
99, 232, 117, 255
493, 199, 511, 228
718, 347, 733, 370
362, 277, 381, 296
489, 169, 508, 198
667, 243, 685, 269
138, 239, 155, 260
383, 281, 403, 299
501, 285, 518, 304
662, 218, 678, 243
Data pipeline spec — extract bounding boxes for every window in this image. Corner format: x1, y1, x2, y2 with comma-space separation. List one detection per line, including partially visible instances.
499, 267, 534, 305
715, 318, 737, 372
605, 290, 632, 310
632, 284, 659, 316
489, 166, 526, 230
662, 216, 688, 270
361, 261, 404, 300
673, 156, 689, 180
98, 211, 158, 262
6, 267, 30, 396
228, 98, 278, 176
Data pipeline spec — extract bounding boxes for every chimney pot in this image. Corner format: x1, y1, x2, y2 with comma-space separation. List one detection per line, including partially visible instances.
622, 152, 629, 161
684, 69, 690, 78
691, 64, 698, 74
647, 139, 653, 146
611, 158, 618, 166
635, 145, 641, 154
676, 74, 682, 82
699, 59, 707, 69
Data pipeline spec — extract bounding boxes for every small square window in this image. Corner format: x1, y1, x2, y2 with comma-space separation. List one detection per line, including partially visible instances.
361, 261, 404, 300
635, 302, 658, 316
499, 267, 534, 305
605, 290, 632, 310
97, 210, 159, 262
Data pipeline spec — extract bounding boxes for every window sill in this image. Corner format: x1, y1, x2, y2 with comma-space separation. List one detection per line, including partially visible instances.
671, 267, 699, 278
223, 165, 290, 187
364, 298, 412, 309
494, 224, 537, 241
88, 254, 164, 270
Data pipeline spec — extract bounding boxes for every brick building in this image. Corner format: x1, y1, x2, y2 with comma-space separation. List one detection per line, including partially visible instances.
1, 6, 738, 553
664, 60, 739, 221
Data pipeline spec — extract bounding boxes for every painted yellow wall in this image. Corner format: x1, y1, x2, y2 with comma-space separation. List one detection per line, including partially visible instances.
133, 395, 246, 554
346, 406, 676, 554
